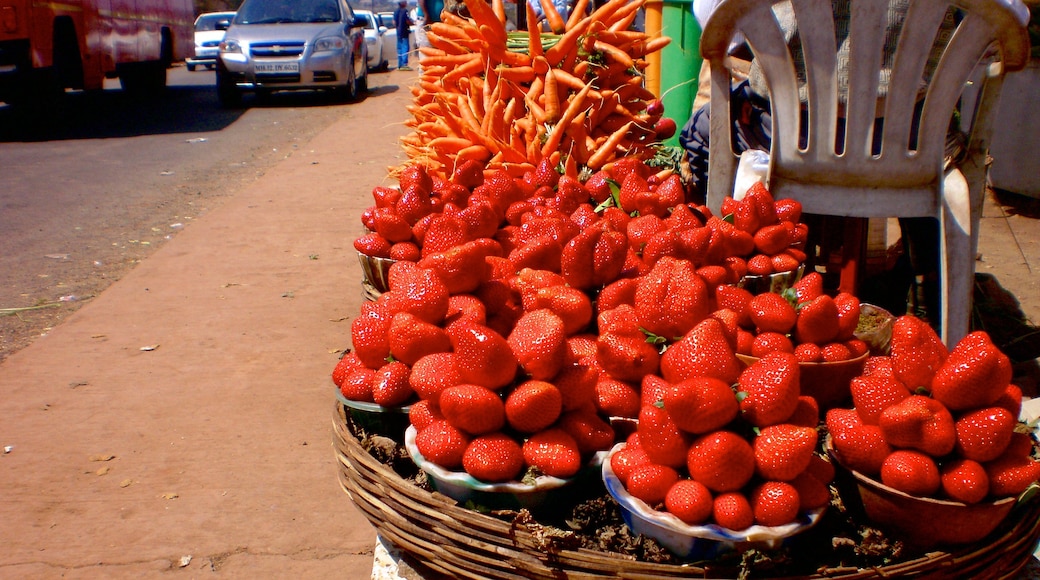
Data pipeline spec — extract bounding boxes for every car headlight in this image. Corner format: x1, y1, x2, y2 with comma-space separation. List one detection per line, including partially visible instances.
219, 39, 242, 54
314, 36, 346, 52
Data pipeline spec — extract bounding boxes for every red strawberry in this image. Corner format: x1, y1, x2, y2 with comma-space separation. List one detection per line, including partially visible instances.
793, 342, 823, 362
753, 224, 792, 256
610, 442, 651, 486
715, 284, 754, 328
627, 463, 681, 506
504, 380, 563, 434
748, 292, 797, 334
449, 322, 518, 390
744, 182, 779, 225
408, 352, 462, 401
985, 444, 1040, 497
750, 481, 801, 526
531, 285, 594, 336
332, 351, 365, 387
508, 309, 568, 381
596, 278, 639, 312
635, 256, 712, 340
596, 314, 661, 383
751, 332, 795, 356
389, 241, 422, 262
713, 491, 754, 530
640, 374, 673, 407
826, 408, 892, 476
746, 254, 774, 276
753, 423, 818, 481
931, 331, 1012, 412
387, 311, 452, 366
889, 315, 948, 390
687, 430, 756, 493
790, 471, 831, 510
663, 377, 739, 435
940, 459, 990, 504
371, 361, 414, 406
954, 406, 1016, 463
881, 450, 941, 497
787, 395, 820, 427
451, 158, 484, 188
444, 294, 487, 328
340, 367, 376, 402
820, 342, 852, 362
385, 264, 450, 325
665, 479, 714, 525
408, 399, 443, 432
878, 395, 956, 457
732, 199, 762, 234
595, 377, 641, 418
738, 352, 801, 427
774, 198, 802, 224
794, 295, 840, 345
995, 383, 1023, 419
833, 292, 860, 341
849, 373, 911, 425
354, 232, 393, 258
792, 271, 824, 303
415, 420, 470, 469
351, 299, 394, 369
372, 206, 414, 243
557, 408, 615, 455
770, 251, 802, 274
522, 428, 582, 478
417, 239, 493, 294
638, 403, 693, 469
463, 432, 525, 483
439, 384, 506, 436
660, 318, 742, 385
560, 221, 628, 290
554, 362, 599, 411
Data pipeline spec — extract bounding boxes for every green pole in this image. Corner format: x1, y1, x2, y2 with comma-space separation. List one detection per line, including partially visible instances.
658, 0, 701, 147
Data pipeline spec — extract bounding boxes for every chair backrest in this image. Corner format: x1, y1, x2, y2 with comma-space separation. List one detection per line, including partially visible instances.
702, 0, 1031, 216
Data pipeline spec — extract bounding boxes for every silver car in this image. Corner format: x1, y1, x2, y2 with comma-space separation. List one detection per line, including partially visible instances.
187, 12, 237, 71
216, 0, 368, 106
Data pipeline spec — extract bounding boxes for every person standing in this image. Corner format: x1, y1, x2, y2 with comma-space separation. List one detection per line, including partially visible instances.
393, 0, 413, 70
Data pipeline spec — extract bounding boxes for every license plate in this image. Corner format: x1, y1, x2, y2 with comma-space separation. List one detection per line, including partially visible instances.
254, 61, 299, 73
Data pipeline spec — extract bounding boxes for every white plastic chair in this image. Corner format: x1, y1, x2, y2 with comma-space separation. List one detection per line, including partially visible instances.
701, 0, 1031, 347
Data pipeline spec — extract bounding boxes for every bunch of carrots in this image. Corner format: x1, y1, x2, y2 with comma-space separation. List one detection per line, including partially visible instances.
398, 0, 672, 180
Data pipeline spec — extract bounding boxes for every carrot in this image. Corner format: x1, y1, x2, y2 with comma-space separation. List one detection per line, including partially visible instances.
419, 52, 482, 68
587, 120, 632, 169
429, 22, 470, 42
542, 68, 561, 124
541, 80, 594, 155
593, 40, 635, 69
526, 1, 543, 58
458, 143, 493, 162
465, 0, 507, 47
566, 0, 591, 30
630, 36, 671, 58
441, 57, 485, 88
418, 46, 448, 58
563, 149, 579, 179
494, 65, 537, 83
492, 0, 507, 26
552, 68, 589, 92
544, 17, 594, 66
429, 136, 474, 152
538, 0, 566, 34
596, 30, 646, 47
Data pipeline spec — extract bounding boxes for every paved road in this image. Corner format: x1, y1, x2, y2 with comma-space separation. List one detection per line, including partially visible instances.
0, 65, 373, 361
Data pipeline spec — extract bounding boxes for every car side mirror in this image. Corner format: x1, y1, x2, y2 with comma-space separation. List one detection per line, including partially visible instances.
351, 15, 366, 28
378, 25, 388, 33
216, 19, 231, 30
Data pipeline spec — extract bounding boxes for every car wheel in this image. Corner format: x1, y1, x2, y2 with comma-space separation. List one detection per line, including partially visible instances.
216, 68, 242, 108
355, 66, 368, 95
187, 63, 196, 72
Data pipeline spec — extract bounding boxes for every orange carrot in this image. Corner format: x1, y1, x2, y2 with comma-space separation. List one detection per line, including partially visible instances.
492, 0, 507, 25
526, 1, 543, 58
593, 39, 635, 69
494, 65, 537, 82
630, 36, 672, 58
587, 120, 632, 169
429, 136, 474, 152
544, 17, 594, 65
419, 52, 482, 68
538, 0, 566, 33
541, 80, 593, 156
458, 143, 493, 162
465, 0, 507, 46
566, 0, 591, 30
543, 68, 561, 124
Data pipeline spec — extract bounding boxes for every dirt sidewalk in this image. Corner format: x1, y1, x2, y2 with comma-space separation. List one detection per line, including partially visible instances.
0, 74, 414, 579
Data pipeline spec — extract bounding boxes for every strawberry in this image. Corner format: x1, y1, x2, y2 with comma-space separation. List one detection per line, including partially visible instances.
508, 235, 564, 273
985, 444, 1040, 497
504, 380, 563, 434
737, 352, 801, 427
774, 198, 802, 224
665, 480, 714, 525
660, 318, 743, 385
638, 403, 694, 469
753, 424, 818, 481
610, 442, 652, 486
372, 206, 414, 243
713, 491, 755, 530
954, 406, 1016, 463
790, 471, 831, 510
820, 342, 853, 362
463, 432, 525, 483
557, 408, 615, 455
627, 463, 681, 506
881, 450, 941, 497
770, 251, 802, 274
833, 292, 860, 341
522, 428, 582, 478
792, 271, 824, 303
710, 308, 742, 345
793, 342, 823, 362
451, 158, 485, 189
530, 285, 594, 336
805, 453, 836, 485
416, 239, 493, 294
508, 309, 569, 381
794, 295, 840, 345
732, 198, 762, 234
439, 384, 506, 436
748, 291, 797, 334
444, 294, 487, 328
385, 264, 450, 325
844, 338, 869, 358
553, 363, 599, 411
560, 221, 628, 290
408, 399, 443, 432
340, 367, 376, 402
878, 395, 956, 457
617, 171, 652, 215
415, 420, 470, 469
788, 395, 820, 427
354, 231, 393, 258
596, 327, 661, 383
640, 374, 673, 408
387, 311, 452, 366
389, 241, 422, 262
826, 408, 892, 476
596, 278, 639, 313
687, 430, 756, 493
634, 256, 712, 339
888, 315, 948, 390
408, 352, 462, 401
449, 322, 518, 390
736, 328, 755, 355
746, 254, 774, 276
332, 351, 365, 387
940, 459, 990, 504
595, 377, 641, 418
849, 374, 911, 425
753, 224, 792, 256
744, 182, 779, 225
371, 361, 414, 406
931, 331, 1012, 412
715, 284, 754, 328
995, 384, 1023, 419
750, 481, 801, 526
398, 164, 434, 195
751, 332, 795, 356
350, 299, 394, 369
662, 377, 739, 435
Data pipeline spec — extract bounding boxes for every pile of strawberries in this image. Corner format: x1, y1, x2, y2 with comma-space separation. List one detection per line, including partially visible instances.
826, 315, 1039, 504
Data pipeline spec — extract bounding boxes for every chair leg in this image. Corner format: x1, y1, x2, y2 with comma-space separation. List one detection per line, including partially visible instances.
838, 218, 867, 295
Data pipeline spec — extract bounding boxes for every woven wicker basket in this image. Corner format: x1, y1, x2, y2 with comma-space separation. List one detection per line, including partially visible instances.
333, 403, 1040, 579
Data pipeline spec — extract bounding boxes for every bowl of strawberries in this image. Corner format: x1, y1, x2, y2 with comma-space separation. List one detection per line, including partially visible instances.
356, 251, 396, 298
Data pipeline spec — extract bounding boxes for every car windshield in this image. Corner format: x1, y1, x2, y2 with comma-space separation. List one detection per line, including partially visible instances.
376, 14, 392, 27
236, 0, 340, 24
196, 14, 233, 31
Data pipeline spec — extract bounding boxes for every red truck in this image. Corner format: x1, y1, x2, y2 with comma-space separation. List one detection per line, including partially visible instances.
0, 0, 193, 105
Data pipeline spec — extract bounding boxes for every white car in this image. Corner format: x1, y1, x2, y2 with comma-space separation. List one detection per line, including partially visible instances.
376, 12, 413, 62
355, 10, 392, 71
187, 11, 237, 71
